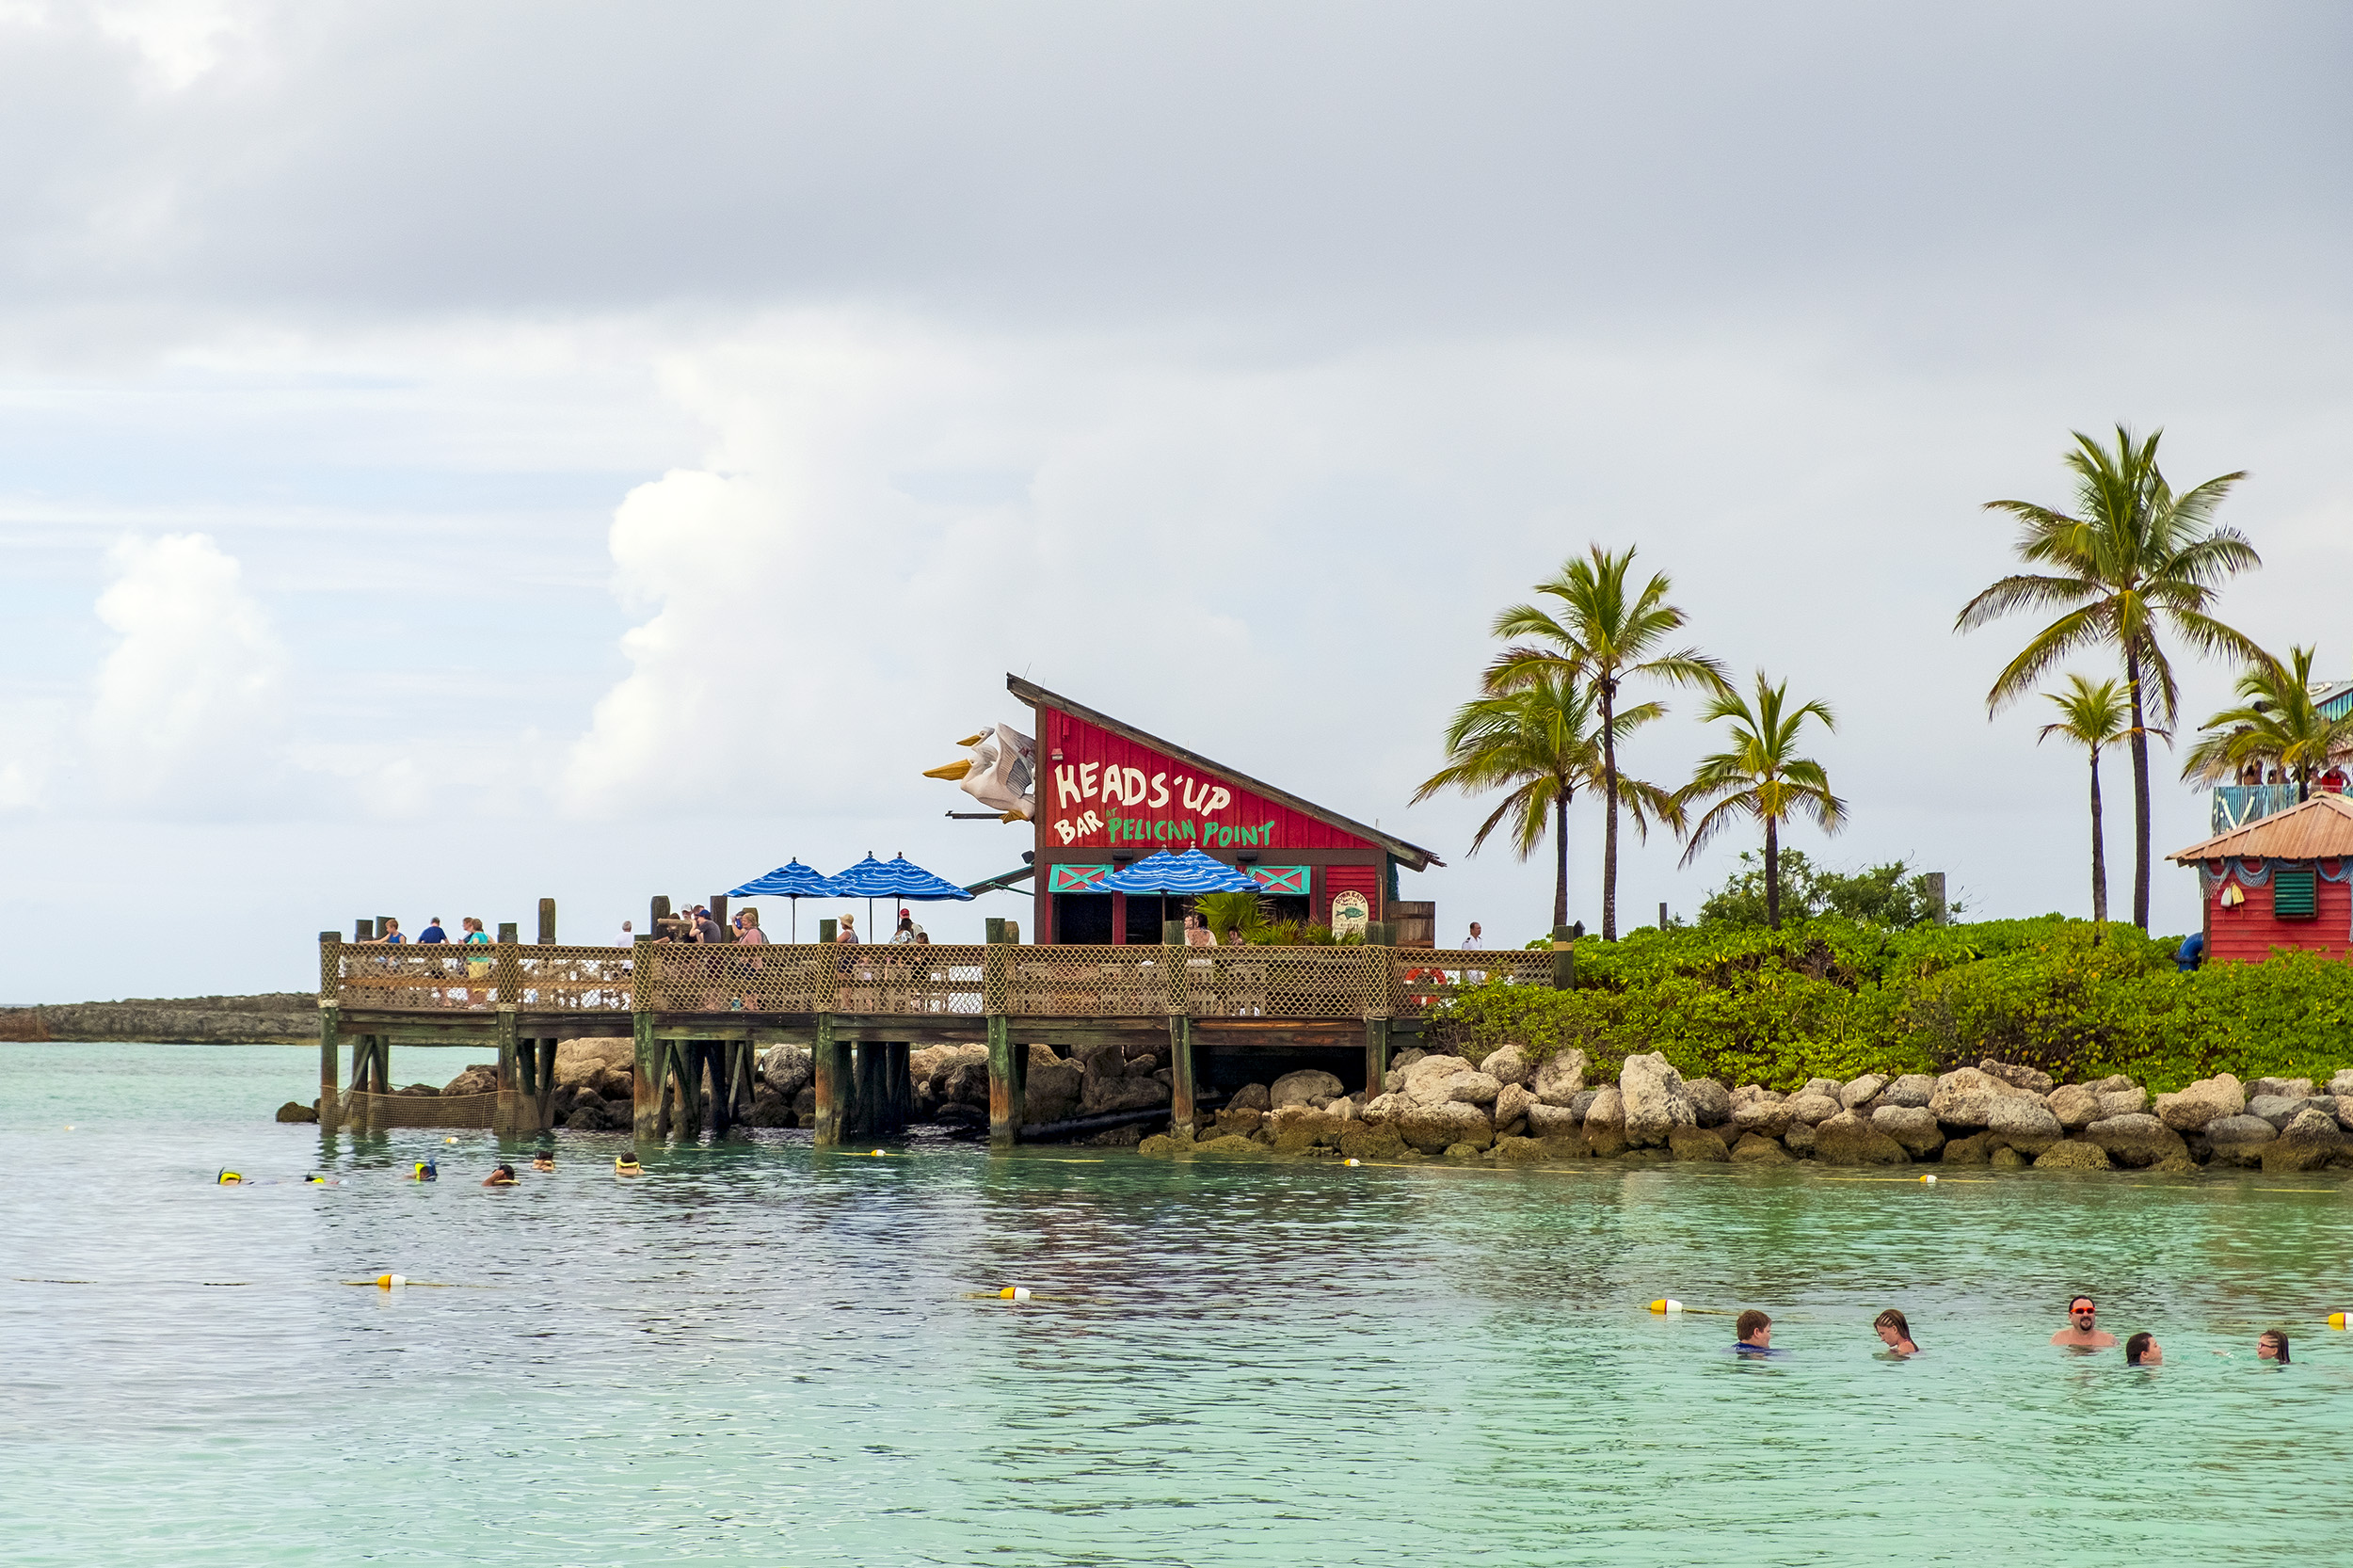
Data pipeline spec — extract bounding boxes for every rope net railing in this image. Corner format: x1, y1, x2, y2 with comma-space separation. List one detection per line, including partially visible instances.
336, 1090, 500, 1129
328, 942, 1558, 1019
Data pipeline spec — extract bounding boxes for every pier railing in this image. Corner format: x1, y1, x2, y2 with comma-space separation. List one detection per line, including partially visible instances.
325, 941, 1553, 1021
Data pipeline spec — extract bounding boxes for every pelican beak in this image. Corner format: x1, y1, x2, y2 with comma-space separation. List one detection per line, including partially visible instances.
923, 760, 974, 780
998, 808, 1031, 823
953, 731, 989, 747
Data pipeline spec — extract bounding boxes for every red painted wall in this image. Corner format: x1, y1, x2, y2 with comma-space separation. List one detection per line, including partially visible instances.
1035, 707, 1382, 856
1324, 863, 1381, 924
2205, 860, 2351, 963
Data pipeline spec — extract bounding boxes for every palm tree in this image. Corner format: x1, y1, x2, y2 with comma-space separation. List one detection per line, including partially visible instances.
1412, 673, 1677, 929
1487, 545, 1727, 938
2036, 675, 2135, 933
1958, 426, 2262, 929
2182, 645, 2353, 804
1675, 672, 1845, 931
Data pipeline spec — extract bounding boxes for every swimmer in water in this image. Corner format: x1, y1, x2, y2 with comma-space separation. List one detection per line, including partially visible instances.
614, 1155, 643, 1176
2051, 1295, 2116, 1352
216, 1169, 243, 1185
1733, 1310, 1783, 1356
2258, 1329, 2291, 1364
411, 1159, 439, 1182
483, 1163, 518, 1187
531, 1150, 556, 1173
1873, 1308, 1920, 1356
2124, 1331, 2162, 1367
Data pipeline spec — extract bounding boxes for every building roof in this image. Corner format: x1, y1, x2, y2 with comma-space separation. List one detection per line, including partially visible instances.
1006, 674, 1447, 872
2169, 791, 2353, 863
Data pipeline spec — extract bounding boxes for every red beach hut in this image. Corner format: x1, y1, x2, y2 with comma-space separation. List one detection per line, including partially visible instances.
2169, 792, 2353, 963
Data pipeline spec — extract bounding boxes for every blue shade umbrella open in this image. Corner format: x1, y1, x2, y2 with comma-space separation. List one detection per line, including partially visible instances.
829, 853, 976, 942
727, 859, 843, 942
1094, 849, 1258, 934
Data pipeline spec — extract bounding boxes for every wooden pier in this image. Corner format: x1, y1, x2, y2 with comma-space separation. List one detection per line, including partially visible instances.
317, 916, 1561, 1145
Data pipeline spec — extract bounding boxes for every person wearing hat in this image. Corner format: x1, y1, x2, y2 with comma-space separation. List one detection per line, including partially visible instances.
891, 909, 925, 944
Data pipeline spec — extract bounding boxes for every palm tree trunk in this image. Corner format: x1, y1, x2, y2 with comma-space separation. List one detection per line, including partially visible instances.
1600, 679, 1619, 941
1553, 789, 1570, 929
1765, 816, 1781, 931
2089, 745, 2107, 936
2124, 647, 2152, 930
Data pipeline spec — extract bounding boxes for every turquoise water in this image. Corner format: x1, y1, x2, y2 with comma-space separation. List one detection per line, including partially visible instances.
5, 1043, 2352, 1566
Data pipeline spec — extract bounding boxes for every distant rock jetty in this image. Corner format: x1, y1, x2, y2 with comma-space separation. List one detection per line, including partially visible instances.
1141, 1048, 2353, 1176
0, 994, 316, 1045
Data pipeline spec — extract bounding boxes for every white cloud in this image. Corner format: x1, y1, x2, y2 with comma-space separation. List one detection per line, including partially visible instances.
85, 531, 285, 810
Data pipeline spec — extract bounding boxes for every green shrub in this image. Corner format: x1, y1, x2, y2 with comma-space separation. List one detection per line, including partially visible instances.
1429, 916, 2353, 1093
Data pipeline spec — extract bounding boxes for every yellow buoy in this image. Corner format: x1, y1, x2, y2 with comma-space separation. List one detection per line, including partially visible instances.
1345, 1158, 1361, 1167
872, 1149, 885, 1157
376, 1273, 408, 1288
1921, 1174, 1938, 1184
1649, 1298, 1684, 1314
2329, 1312, 2347, 1330
999, 1286, 1032, 1302
444, 1136, 458, 1144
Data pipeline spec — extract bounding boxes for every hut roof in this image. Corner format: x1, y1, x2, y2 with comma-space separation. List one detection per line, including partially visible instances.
2169, 792, 2353, 863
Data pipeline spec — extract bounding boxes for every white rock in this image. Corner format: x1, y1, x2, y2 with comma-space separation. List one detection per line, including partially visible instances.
1479, 1044, 1532, 1086
1270, 1068, 1344, 1109
1530, 1048, 1590, 1107
1619, 1053, 1697, 1147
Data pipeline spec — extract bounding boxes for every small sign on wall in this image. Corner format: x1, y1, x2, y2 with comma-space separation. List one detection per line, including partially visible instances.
1330, 889, 1370, 937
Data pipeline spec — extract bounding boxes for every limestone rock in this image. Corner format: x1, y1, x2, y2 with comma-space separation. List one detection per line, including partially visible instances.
1493, 1081, 1534, 1136
2147, 1152, 2201, 1176
2083, 1113, 2187, 1168
2249, 1077, 2316, 1100
1215, 1107, 1264, 1137
1978, 1059, 2055, 1096
793, 1085, 817, 1119
1871, 1104, 1944, 1157
1530, 1048, 1589, 1106
907, 1042, 983, 1088
1840, 1074, 1887, 1110
1229, 1081, 1273, 1112
1568, 1089, 1600, 1122
1667, 1125, 1730, 1162
1271, 1109, 1344, 1150
1619, 1053, 1697, 1147
2045, 1083, 2102, 1129
1385, 1046, 1429, 1085
1493, 1135, 1563, 1164
1268, 1069, 1343, 1108
2248, 1095, 2315, 1130
2035, 1140, 2113, 1171
1985, 1096, 2064, 1156
1929, 1067, 2020, 1128
554, 1037, 633, 1087
2093, 1085, 2149, 1120
1193, 1134, 1265, 1160
1339, 1121, 1405, 1160
1730, 1131, 1794, 1164
1398, 1099, 1494, 1154
1138, 1133, 1176, 1158
1361, 1093, 1406, 1127
1802, 1077, 1843, 1100
1784, 1092, 1841, 1127
275, 1099, 319, 1123
1686, 1078, 1732, 1127
2329, 1068, 2353, 1099
2154, 1074, 2244, 1131
1732, 1093, 1794, 1139
759, 1043, 816, 1099
1328, 1096, 1361, 1123
1782, 1119, 1817, 1157
1442, 1142, 1485, 1161
1526, 1102, 1581, 1138
1025, 1058, 1084, 1125
1479, 1044, 1533, 1087
1812, 1110, 1910, 1165
1881, 1074, 1936, 1109
1990, 1144, 2029, 1169
1448, 1072, 1504, 1108
2202, 1112, 2278, 1166
1404, 1056, 1479, 1105
2262, 1107, 2345, 1173
745, 1087, 795, 1128
1582, 1084, 1627, 1158
440, 1063, 499, 1097
1940, 1131, 1996, 1165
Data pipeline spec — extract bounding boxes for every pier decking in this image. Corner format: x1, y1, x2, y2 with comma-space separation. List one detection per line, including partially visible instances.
318, 925, 1561, 1144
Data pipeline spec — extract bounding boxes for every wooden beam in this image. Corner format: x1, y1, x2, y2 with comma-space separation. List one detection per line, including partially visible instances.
537, 897, 557, 945
985, 1013, 1024, 1147
1169, 1014, 1195, 1133
812, 1014, 850, 1146
632, 1009, 661, 1141
1364, 1017, 1390, 1099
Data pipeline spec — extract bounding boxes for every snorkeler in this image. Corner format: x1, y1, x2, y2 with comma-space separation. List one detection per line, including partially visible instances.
411, 1159, 439, 1182
216, 1169, 243, 1185
614, 1155, 642, 1176
1733, 1310, 1783, 1356
482, 1163, 518, 1187
2051, 1296, 2116, 1351
1874, 1309, 1919, 1355
531, 1149, 556, 1172
2124, 1332, 2162, 1367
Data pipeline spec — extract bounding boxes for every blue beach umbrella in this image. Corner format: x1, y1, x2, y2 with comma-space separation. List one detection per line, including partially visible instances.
727, 858, 843, 942
829, 852, 976, 941
1093, 848, 1258, 933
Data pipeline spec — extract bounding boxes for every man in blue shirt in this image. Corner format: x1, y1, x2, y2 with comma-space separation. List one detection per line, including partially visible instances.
417, 917, 448, 944
1734, 1310, 1784, 1356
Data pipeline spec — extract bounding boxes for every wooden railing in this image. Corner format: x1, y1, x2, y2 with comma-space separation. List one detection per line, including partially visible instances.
324, 940, 1554, 1020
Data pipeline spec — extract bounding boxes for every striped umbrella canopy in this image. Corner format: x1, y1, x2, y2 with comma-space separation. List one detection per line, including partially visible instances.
1093, 849, 1259, 895
726, 858, 843, 942
830, 853, 975, 942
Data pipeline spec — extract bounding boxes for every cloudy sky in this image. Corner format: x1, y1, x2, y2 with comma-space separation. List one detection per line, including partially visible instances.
2, 1, 2347, 1000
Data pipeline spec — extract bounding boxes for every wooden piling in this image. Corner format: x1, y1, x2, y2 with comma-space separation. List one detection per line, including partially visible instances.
1364, 1017, 1390, 1101
317, 932, 342, 1129
709, 894, 731, 940
984, 920, 1023, 1147
354, 919, 375, 941
812, 1014, 851, 1146
493, 1006, 521, 1134
1551, 924, 1576, 990
632, 1008, 660, 1141
1169, 1015, 1196, 1132
537, 898, 556, 945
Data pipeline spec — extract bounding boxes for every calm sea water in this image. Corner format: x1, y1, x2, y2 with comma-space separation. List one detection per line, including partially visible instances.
4, 1042, 2350, 1567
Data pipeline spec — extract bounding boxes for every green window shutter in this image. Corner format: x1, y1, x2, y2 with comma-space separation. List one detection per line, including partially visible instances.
2273, 870, 2317, 920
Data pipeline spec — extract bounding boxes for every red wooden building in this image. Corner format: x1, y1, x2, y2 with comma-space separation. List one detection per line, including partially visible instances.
1007, 676, 1444, 945
2169, 792, 2353, 963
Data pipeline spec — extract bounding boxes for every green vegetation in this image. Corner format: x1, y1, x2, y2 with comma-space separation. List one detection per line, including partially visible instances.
1695, 850, 1955, 930
1432, 916, 2353, 1095
2037, 673, 2133, 933
1959, 424, 2262, 929
1673, 671, 1843, 930
2182, 643, 2353, 802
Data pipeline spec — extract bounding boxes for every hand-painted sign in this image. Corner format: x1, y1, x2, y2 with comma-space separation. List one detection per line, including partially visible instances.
1330, 890, 1370, 936
1246, 866, 1311, 897
1036, 708, 1381, 856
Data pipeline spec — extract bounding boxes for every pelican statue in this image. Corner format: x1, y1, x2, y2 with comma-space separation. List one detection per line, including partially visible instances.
922, 723, 1036, 821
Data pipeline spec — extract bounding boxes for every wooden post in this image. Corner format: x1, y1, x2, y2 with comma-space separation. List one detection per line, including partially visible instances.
812, 1014, 850, 1146
886, 1042, 911, 1134
984, 920, 1022, 1146
632, 1009, 661, 1141
354, 919, 375, 941
1170, 1014, 1196, 1133
669, 1039, 700, 1135
710, 894, 731, 940
493, 1007, 522, 1135
1365, 1017, 1391, 1101
650, 894, 672, 935
1924, 872, 1948, 927
1659, 901, 1669, 931
317, 932, 342, 1128
537, 898, 556, 945
496, 925, 518, 1006
1552, 924, 1576, 990
819, 917, 838, 945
